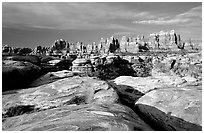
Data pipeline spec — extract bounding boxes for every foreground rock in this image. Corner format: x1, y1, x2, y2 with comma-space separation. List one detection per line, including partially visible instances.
2, 60, 42, 91
2, 103, 153, 131
135, 85, 202, 130
3, 76, 117, 115
2, 76, 152, 131
113, 73, 185, 93
111, 74, 202, 131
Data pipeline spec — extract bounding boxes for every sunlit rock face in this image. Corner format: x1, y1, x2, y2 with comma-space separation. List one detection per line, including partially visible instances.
2, 76, 153, 131
135, 85, 202, 130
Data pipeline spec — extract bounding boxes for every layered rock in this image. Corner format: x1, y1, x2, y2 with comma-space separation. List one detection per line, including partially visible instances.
135, 85, 202, 130
3, 55, 41, 66
41, 59, 72, 73
2, 76, 117, 116
111, 71, 202, 131
29, 70, 75, 87
2, 76, 152, 131
3, 103, 153, 131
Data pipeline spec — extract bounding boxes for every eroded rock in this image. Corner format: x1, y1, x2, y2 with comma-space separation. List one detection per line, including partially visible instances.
135, 85, 202, 130
2, 104, 153, 131
2, 76, 118, 117
29, 70, 75, 87
2, 60, 42, 91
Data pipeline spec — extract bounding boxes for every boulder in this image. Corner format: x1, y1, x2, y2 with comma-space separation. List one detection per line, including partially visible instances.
41, 59, 72, 73
39, 55, 57, 63
4, 55, 41, 66
2, 76, 153, 131
135, 85, 202, 130
113, 74, 186, 94
2, 60, 42, 91
111, 74, 187, 107
29, 70, 75, 87
2, 76, 118, 117
2, 104, 153, 131
48, 59, 62, 65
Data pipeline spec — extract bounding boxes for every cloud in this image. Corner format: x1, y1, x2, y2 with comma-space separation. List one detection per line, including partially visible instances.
133, 6, 201, 26
3, 2, 155, 30
133, 18, 191, 25
178, 6, 202, 18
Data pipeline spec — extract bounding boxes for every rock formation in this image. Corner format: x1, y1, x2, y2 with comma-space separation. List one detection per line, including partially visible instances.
2, 60, 42, 91
2, 76, 153, 131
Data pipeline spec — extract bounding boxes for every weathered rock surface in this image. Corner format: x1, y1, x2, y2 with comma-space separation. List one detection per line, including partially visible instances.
2, 103, 153, 131
93, 56, 136, 80
153, 52, 202, 79
113, 74, 186, 94
135, 85, 202, 130
2, 60, 42, 91
2, 76, 117, 115
3, 55, 41, 66
41, 59, 72, 73
39, 55, 57, 63
2, 76, 153, 131
29, 70, 75, 87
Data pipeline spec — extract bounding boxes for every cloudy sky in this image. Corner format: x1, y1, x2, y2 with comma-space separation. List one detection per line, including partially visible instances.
2, 2, 202, 48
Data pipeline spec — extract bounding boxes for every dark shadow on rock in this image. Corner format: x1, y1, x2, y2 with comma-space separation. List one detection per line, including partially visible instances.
107, 81, 144, 108
134, 104, 202, 131
2, 66, 42, 92
2, 90, 19, 95
106, 81, 201, 131
3, 105, 39, 118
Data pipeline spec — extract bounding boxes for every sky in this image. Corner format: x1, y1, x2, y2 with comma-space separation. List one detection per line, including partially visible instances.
2, 2, 202, 48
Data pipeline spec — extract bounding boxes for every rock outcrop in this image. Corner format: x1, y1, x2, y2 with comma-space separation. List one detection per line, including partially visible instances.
135, 85, 202, 130
93, 56, 136, 80
153, 52, 202, 79
110, 71, 202, 131
29, 70, 75, 87
2, 103, 153, 131
3, 55, 41, 66
2, 60, 42, 91
2, 76, 152, 131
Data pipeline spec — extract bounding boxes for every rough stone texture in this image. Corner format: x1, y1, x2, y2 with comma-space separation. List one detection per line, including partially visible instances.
153, 52, 202, 79
41, 59, 72, 73
3, 55, 41, 66
2, 103, 153, 131
29, 70, 75, 87
135, 85, 202, 130
2, 76, 119, 117
126, 42, 139, 53
2, 60, 42, 91
94, 56, 136, 80
131, 56, 153, 77
2, 76, 152, 131
113, 74, 186, 94
39, 55, 57, 63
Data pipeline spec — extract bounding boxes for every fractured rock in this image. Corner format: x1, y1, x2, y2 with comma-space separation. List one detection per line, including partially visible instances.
135, 85, 202, 130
